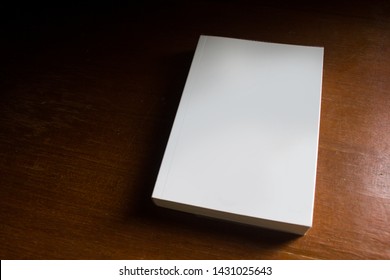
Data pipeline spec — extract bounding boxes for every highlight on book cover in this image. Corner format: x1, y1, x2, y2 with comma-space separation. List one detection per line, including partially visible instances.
152, 35, 324, 235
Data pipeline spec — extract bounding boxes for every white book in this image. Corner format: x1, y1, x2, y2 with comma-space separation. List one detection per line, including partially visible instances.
152, 35, 324, 235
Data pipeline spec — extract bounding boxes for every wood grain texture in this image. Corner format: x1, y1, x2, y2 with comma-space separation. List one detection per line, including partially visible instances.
1, 0, 389, 259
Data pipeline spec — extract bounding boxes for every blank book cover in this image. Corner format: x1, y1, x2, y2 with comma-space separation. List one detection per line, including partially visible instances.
152, 35, 324, 235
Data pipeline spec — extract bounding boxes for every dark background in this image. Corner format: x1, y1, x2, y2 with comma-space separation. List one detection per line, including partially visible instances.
1, 0, 390, 259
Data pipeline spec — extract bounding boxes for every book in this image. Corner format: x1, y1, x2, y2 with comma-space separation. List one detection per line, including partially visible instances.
152, 35, 324, 235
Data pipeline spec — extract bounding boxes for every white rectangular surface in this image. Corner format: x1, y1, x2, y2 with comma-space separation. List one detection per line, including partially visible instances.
152, 35, 324, 235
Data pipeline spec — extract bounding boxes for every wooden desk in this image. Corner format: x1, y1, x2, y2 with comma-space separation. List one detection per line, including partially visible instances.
1, 1, 389, 259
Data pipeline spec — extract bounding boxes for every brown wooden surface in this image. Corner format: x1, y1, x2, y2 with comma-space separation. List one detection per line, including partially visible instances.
1, 0, 390, 259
